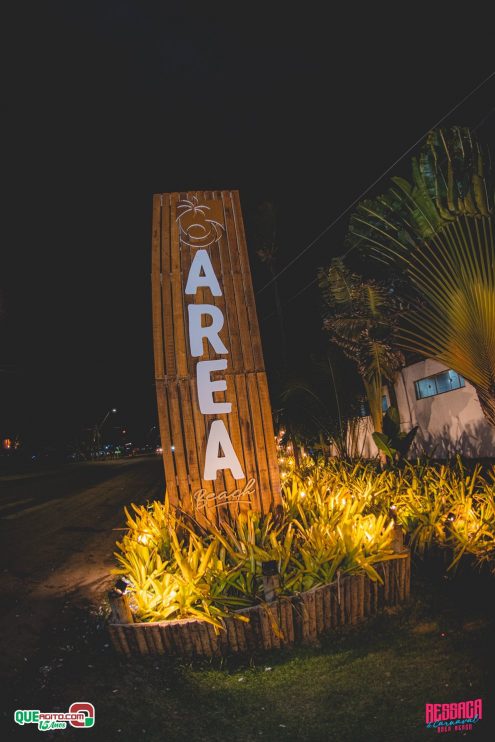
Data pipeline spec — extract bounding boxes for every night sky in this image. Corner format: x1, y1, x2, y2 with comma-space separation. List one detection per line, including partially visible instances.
2, 3, 494, 448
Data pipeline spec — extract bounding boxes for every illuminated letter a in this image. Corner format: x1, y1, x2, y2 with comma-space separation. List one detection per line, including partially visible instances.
203, 420, 244, 480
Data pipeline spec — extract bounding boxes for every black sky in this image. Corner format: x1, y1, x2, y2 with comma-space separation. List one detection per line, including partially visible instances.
2, 2, 494, 447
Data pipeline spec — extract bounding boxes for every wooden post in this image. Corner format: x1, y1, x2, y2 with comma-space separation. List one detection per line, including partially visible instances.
391, 524, 406, 553
108, 589, 133, 624
261, 560, 280, 603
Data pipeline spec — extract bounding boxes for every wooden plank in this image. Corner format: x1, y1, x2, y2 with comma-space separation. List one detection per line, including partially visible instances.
221, 192, 255, 371
166, 381, 192, 512
170, 194, 188, 377
224, 374, 250, 518
206, 190, 231, 366
322, 583, 332, 631
160, 194, 177, 378
151, 195, 165, 381
256, 372, 282, 507
150, 625, 165, 654
205, 624, 221, 657
188, 377, 209, 525
246, 373, 273, 514
283, 598, 295, 644
178, 378, 201, 489
133, 627, 149, 655
114, 626, 130, 656
177, 620, 195, 657
269, 603, 281, 649
215, 191, 244, 372
315, 586, 325, 635
159, 623, 176, 655
155, 381, 178, 505
193, 620, 210, 656
179, 196, 194, 374
234, 374, 262, 512
240, 608, 257, 653
122, 626, 137, 654
330, 582, 339, 627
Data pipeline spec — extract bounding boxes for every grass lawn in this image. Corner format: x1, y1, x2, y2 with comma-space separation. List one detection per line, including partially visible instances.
6, 559, 495, 741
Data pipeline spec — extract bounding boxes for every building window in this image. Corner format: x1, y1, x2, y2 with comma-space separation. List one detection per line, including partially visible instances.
357, 395, 389, 417
357, 399, 370, 417
415, 370, 465, 400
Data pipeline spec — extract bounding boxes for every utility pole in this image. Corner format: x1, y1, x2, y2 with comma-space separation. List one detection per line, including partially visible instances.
92, 408, 117, 458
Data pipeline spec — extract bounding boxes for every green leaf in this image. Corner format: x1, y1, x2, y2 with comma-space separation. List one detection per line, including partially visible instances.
372, 432, 396, 462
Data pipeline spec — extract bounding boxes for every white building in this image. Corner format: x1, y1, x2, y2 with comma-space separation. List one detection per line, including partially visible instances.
351, 359, 495, 459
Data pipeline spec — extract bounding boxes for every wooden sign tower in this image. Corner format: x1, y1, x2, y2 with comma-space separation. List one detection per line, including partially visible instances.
151, 190, 281, 524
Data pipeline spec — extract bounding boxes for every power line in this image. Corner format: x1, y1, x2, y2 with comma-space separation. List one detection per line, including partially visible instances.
256, 70, 495, 298
259, 103, 495, 324
261, 104, 495, 322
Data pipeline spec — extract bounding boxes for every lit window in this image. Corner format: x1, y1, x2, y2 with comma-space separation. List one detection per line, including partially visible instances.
357, 400, 370, 417
415, 370, 465, 400
357, 395, 388, 416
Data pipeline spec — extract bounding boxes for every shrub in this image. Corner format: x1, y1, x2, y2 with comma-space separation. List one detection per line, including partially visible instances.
113, 458, 495, 624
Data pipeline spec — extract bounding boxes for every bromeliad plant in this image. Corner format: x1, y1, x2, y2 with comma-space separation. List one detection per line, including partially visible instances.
113, 458, 495, 625
113, 471, 400, 624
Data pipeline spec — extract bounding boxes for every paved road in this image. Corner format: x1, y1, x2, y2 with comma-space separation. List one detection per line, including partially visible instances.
0, 457, 164, 681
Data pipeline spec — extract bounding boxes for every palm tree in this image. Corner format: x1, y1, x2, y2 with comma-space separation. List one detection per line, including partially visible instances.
279, 350, 364, 459
319, 258, 404, 436
347, 127, 495, 426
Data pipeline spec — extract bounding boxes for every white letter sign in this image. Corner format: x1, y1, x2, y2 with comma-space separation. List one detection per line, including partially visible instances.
152, 191, 281, 523
188, 304, 228, 357
197, 360, 231, 414
203, 420, 245, 480
185, 249, 222, 296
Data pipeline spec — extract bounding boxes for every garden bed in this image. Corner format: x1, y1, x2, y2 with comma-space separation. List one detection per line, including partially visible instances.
108, 551, 410, 657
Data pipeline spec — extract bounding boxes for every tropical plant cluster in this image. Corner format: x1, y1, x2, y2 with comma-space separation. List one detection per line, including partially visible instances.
113, 474, 399, 626
320, 126, 495, 430
286, 457, 495, 570
113, 458, 494, 626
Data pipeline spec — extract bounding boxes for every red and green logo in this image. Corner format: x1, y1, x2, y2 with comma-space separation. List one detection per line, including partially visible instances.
14, 702, 95, 731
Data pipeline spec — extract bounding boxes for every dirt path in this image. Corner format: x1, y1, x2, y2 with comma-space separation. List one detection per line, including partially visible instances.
0, 457, 164, 683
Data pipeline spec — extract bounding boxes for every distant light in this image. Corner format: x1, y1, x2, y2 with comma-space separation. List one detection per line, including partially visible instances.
156, 447, 163, 454
112, 408, 117, 413
171, 445, 175, 451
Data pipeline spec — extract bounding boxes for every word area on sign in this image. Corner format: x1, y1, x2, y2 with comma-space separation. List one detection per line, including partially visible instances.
185, 248, 245, 482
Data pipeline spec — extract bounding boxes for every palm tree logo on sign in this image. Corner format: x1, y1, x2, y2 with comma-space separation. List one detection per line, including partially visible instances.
176, 196, 224, 248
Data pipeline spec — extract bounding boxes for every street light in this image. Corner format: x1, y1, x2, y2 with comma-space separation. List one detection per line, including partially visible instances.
92, 408, 117, 457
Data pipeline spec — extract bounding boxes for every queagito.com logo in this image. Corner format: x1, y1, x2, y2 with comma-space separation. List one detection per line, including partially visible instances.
14, 702, 95, 732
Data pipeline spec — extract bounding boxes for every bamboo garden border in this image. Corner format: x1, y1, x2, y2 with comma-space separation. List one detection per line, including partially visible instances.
108, 552, 410, 658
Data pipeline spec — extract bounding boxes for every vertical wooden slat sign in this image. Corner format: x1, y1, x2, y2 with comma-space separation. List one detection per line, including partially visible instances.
152, 190, 282, 525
